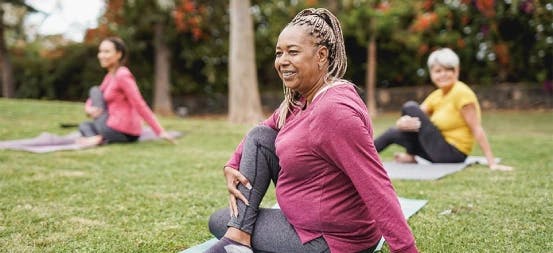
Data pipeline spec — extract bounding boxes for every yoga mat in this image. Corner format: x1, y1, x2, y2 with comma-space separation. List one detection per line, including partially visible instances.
383, 156, 501, 180
464, 156, 501, 165
180, 197, 428, 253
0, 127, 182, 153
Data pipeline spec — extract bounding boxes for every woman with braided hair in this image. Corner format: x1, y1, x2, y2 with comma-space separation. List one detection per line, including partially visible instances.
205, 8, 418, 253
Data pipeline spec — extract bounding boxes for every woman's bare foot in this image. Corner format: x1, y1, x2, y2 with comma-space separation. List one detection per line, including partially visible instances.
394, 152, 417, 163
76, 135, 103, 146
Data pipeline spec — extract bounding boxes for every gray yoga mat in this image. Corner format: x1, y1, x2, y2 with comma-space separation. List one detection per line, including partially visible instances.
0, 127, 182, 153
383, 156, 500, 180
180, 197, 428, 253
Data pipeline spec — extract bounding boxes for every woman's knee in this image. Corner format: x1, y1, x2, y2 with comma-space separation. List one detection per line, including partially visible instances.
89, 86, 101, 96
245, 126, 277, 146
79, 122, 96, 137
89, 86, 106, 108
208, 208, 230, 239
402, 100, 419, 110
401, 101, 422, 116
247, 126, 277, 138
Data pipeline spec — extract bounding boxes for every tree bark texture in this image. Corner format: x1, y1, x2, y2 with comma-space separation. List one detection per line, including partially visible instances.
365, 36, 377, 117
0, 8, 15, 98
153, 21, 174, 116
228, 0, 263, 124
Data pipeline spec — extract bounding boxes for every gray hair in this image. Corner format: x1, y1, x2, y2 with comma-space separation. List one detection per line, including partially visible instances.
427, 48, 460, 69
277, 8, 347, 128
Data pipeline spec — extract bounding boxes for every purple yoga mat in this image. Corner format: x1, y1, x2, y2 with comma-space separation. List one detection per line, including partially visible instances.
0, 128, 182, 153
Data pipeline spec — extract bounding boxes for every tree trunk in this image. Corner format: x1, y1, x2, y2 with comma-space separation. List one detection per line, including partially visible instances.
365, 36, 377, 117
153, 21, 173, 116
0, 8, 15, 98
228, 0, 263, 124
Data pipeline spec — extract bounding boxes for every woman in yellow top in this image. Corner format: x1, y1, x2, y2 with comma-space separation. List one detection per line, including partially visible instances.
374, 48, 512, 171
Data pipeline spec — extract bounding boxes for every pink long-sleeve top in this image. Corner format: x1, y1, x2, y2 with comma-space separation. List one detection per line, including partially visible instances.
227, 82, 417, 253
85, 67, 164, 136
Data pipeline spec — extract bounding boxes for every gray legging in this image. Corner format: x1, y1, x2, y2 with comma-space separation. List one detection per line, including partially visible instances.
79, 86, 138, 143
374, 101, 466, 163
208, 126, 377, 253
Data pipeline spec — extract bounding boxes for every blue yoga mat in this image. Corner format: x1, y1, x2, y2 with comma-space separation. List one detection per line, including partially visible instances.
180, 197, 428, 253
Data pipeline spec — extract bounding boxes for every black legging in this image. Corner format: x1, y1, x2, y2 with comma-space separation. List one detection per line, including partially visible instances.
208, 126, 377, 253
374, 101, 467, 163
79, 86, 138, 143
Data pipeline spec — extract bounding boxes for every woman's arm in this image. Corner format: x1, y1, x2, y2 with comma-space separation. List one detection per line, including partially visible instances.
396, 102, 428, 132
420, 104, 430, 114
116, 69, 177, 143
84, 99, 103, 118
461, 103, 512, 171
314, 102, 418, 253
116, 69, 165, 134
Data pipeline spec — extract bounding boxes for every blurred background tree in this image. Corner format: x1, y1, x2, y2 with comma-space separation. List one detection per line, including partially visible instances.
228, 0, 263, 124
341, 0, 415, 116
3, 0, 552, 115
1, 0, 36, 98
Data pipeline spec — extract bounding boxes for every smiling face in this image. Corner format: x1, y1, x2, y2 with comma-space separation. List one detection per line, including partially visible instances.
429, 64, 459, 89
274, 26, 328, 95
97, 40, 122, 71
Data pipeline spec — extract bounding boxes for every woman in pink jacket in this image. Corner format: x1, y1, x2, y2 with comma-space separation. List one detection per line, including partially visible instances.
205, 8, 417, 253
78, 37, 174, 146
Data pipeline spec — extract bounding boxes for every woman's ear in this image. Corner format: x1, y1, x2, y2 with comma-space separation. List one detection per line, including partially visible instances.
317, 46, 329, 69
116, 51, 123, 63
454, 67, 460, 79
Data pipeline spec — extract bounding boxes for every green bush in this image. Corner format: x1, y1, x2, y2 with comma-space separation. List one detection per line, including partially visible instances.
12, 43, 103, 101
9, 1, 552, 101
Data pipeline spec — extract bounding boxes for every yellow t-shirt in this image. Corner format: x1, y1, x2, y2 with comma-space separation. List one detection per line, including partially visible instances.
421, 81, 480, 155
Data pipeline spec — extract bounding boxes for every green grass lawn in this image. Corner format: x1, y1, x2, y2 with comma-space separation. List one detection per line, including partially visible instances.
0, 98, 552, 252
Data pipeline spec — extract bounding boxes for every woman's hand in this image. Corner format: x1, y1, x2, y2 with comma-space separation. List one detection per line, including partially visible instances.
224, 166, 252, 218
396, 115, 421, 132
159, 131, 176, 144
490, 164, 513, 171
85, 106, 103, 119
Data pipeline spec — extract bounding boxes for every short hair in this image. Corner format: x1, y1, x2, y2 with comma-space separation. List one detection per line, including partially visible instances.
427, 48, 459, 69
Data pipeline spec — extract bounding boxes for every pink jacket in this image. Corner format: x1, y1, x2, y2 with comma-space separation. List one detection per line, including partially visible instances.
86, 67, 164, 136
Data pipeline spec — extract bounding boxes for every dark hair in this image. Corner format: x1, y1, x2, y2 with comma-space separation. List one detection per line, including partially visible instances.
102, 37, 127, 65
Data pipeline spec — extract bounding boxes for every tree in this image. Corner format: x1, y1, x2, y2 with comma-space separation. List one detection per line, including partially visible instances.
342, 1, 413, 117
152, 17, 173, 116
0, 0, 34, 98
0, 6, 14, 98
109, 0, 215, 116
106, 0, 175, 116
228, 0, 263, 124
150, 0, 175, 116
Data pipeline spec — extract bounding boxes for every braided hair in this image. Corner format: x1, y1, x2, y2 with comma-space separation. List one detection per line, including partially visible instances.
277, 8, 348, 128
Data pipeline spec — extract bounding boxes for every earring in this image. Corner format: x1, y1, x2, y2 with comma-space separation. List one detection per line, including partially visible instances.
318, 64, 323, 70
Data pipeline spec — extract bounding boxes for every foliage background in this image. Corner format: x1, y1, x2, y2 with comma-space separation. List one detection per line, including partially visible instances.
5, 0, 553, 103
